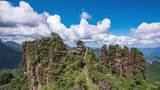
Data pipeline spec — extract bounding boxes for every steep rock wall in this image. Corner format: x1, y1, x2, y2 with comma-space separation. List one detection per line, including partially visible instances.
101, 45, 145, 80
22, 33, 66, 90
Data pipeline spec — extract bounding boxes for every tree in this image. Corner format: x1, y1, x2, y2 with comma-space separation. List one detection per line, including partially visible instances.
0, 73, 14, 86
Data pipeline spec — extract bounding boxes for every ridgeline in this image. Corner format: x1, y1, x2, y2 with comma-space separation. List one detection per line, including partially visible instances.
0, 33, 160, 90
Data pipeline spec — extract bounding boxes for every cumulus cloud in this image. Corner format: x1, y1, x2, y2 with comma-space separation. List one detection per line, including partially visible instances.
0, 1, 51, 43
39, 12, 136, 47
0, 1, 159, 48
80, 11, 91, 19
47, 12, 111, 46
131, 22, 160, 47
0, 1, 48, 26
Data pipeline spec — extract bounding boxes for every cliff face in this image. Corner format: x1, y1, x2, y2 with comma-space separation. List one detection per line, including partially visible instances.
22, 33, 66, 90
101, 45, 145, 80
21, 33, 147, 90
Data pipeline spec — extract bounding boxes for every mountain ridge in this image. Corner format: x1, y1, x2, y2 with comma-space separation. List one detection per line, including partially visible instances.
0, 40, 22, 69
0, 33, 160, 90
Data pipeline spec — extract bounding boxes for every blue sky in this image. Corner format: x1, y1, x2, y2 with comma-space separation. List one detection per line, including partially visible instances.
10, 0, 160, 36
0, 0, 160, 47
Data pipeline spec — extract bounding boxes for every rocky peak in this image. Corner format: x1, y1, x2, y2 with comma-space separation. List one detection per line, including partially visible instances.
21, 33, 146, 90
22, 33, 67, 90
101, 44, 145, 79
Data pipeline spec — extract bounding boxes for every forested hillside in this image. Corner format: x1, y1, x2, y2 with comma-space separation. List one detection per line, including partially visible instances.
145, 61, 160, 84
0, 40, 22, 69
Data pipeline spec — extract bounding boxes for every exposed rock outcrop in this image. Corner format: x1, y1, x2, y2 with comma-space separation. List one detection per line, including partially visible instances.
21, 33, 146, 90
101, 44, 145, 79
22, 33, 66, 90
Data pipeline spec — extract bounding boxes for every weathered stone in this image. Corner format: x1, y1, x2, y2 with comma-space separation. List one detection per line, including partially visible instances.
100, 45, 145, 79
22, 33, 67, 90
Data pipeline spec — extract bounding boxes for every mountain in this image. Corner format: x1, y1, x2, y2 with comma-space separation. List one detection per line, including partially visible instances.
138, 47, 160, 57
1, 33, 159, 90
4, 41, 22, 52
138, 48, 160, 62
145, 61, 160, 84
0, 35, 160, 89
0, 40, 22, 69
93, 47, 160, 62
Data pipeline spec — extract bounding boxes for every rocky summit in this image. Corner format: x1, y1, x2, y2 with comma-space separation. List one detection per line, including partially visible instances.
0, 33, 159, 90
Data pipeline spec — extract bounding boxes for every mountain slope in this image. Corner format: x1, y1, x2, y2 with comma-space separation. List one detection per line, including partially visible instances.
4, 41, 22, 53
145, 61, 160, 84
138, 47, 160, 57
139, 48, 160, 62
0, 40, 22, 69
0, 34, 160, 90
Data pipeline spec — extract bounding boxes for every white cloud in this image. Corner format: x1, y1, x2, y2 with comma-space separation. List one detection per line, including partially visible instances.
0, 1, 51, 43
0, 1, 159, 48
80, 11, 91, 19
131, 22, 160, 47
47, 12, 111, 45
0, 1, 48, 26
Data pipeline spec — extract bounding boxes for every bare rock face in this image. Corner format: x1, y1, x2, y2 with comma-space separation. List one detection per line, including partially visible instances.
22, 33, 66, 90
121, 46, 131, 79
101, 45, 110, 71
101, 44, 145, 79
115, 45, 123, 76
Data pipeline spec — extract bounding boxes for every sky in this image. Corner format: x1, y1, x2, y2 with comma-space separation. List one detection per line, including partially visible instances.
0, 0, 160, 48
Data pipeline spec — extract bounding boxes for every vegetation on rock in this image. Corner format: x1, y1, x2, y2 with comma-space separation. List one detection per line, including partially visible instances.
0, 33, 160, 90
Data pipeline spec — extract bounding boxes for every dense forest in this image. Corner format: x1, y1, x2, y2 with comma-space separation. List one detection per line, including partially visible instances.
0, 33, 160, 90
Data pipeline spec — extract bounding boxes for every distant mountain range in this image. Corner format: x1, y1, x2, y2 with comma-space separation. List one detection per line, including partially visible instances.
138, 48, 160, 62
4, 41, 22, 53
0, 40, 22, 69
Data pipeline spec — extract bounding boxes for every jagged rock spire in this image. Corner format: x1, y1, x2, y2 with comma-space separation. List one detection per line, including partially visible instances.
100, 45, 145, 79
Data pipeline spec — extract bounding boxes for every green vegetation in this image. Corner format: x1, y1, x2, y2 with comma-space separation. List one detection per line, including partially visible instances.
40, 47, 159, 90
0, 33, 160, 90
0, 72, 28, 90
145, 61, 160, 84
0, 72, 13, 86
